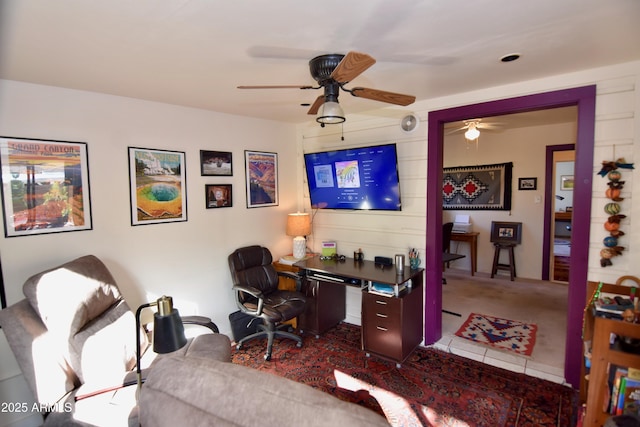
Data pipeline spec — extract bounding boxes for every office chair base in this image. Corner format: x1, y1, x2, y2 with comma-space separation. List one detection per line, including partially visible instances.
235, 324, 303, 361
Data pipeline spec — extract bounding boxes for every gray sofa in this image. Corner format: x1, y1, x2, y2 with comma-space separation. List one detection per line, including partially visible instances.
139, 352, 390, 427
0, 255, 390, 426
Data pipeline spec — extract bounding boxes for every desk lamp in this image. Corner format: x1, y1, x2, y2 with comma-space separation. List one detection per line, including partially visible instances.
135, 295, 187, 396
286, 212, 311, 259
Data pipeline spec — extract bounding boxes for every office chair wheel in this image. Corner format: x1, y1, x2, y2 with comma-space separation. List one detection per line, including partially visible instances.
296, 341, 302, 348
264, 353, 271, 361
236, 343, 243, 350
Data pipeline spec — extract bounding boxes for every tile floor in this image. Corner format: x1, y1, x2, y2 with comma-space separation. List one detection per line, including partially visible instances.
432, 270, 569, 385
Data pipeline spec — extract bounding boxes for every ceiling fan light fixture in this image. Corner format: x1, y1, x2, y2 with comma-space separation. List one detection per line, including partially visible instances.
316, 101, 345, 125
464, 122, 480, 140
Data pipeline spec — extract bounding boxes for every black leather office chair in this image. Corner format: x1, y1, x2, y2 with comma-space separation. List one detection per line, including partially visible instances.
442, 222, 454, 284
228, 245, 307, 360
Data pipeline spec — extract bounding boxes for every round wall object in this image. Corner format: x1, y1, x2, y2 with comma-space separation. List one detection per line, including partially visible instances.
604, 202, 621, 215
608, 170, 622, 181
400, 114, 419, 133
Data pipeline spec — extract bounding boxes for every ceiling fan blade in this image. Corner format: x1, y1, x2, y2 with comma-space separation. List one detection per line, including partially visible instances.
445, 126, 468, 135
307, 96, 324, 115
330, 51, 376, 83
350, 87, 416, 106
237, 85, 314, 89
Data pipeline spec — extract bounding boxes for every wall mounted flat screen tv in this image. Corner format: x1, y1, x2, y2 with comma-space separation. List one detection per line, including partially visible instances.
304, 143, 401, 211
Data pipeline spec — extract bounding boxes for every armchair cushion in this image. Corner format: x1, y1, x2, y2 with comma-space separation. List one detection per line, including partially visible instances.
23, 255, 122, 336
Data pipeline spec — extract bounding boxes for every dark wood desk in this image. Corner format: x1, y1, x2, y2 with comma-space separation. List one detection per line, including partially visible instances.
294, 257, 424, 365
450, 232, 479, 275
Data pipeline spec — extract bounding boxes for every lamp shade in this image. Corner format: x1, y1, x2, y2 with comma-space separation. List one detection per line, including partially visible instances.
316, 101, 345, 124
152, 308, 187, 354
135, 295, 187, 397
286, 212, 311, 237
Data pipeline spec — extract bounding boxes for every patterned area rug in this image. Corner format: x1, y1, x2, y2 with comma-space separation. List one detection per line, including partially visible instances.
231, 323, 575, 426
455, 313, 537, 356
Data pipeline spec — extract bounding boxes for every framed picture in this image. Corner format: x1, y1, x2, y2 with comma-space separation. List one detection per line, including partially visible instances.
128, 147, 187, 225
561, 175, 574, 190
200, 150, 232, 176
0, 136, 93, 237
518, 177, 537, 190
490, 221, 522, 244
205, 184, 232, 208
244, 150, 278, 208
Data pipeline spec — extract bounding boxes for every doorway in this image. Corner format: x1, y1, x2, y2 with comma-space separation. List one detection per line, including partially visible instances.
424, 86, 596, 388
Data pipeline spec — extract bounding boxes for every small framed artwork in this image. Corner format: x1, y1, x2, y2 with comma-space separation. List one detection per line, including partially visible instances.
244, 150, 278, 208
0, 136, 93, 237
128, 147, 187, 225
561, 175, 574, 190
518, 177, 537, 191
200, 150, 232, 176
490, 221, 523, 244
205, 184, 232, 208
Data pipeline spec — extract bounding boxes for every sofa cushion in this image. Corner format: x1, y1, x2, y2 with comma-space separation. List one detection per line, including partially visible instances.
139, 352, 390, 427
23, 255, 122, 336
0, 298, 80, 405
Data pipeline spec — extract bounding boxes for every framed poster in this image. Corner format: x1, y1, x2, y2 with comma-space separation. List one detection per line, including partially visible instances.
0, 136, 92, 237
205, 184, 232, 208
200, 150, 232, 176
128, 147, 187, 225
244, 150, 278, 208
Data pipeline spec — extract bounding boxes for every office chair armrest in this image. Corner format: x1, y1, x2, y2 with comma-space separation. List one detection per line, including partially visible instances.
276, 271, 303, 291
232, 284, 265, 316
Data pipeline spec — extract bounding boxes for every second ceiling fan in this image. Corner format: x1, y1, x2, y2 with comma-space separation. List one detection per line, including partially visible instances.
238, 51, 416, 126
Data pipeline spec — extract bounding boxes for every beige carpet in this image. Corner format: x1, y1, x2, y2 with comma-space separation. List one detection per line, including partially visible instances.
442, 269, 568, 369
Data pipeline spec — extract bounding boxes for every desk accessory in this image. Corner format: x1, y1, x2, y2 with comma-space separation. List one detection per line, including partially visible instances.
374, 256, 393, 267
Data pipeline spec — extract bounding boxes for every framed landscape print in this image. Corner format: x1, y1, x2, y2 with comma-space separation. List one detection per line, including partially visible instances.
518, 177, 537, 191
244, 150, 278, 208
205, 184, 232, 208
200, 150, 232, 176
0, 136, 93, 237
128, 147, 187, 225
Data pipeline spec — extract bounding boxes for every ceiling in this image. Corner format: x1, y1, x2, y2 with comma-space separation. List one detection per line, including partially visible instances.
1, 0, 639, 124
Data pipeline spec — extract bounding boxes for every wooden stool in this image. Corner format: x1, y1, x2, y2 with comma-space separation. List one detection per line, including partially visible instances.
491, 243, 516, 281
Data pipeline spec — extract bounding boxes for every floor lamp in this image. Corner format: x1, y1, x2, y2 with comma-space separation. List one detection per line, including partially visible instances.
135, 295, 187, 397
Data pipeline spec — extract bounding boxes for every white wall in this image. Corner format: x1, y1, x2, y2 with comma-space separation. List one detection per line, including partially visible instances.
0, 79, 297, 426
297, 60, 640, 318
443, 121, 577, 280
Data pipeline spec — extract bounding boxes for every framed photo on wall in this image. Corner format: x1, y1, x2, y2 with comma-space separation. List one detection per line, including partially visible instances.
205, 184, 232, 208
200, 150, 232, 176
561, 175, 574, 190
128, 147, 187, 225
518, 177, 537, 190
0, 136, 93, 237
244, 150, 278, 208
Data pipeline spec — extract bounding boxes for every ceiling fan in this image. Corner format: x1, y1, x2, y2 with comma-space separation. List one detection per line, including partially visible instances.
446, 119, 503, 140
238, 51, 416, 126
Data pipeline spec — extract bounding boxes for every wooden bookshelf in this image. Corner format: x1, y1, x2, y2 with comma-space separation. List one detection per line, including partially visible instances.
583, 282, 640, 426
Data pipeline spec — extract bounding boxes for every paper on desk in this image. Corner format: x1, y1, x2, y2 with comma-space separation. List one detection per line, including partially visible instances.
454, 214, 470, 224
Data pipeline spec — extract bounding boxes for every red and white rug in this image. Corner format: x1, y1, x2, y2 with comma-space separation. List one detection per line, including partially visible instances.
455, 312, 537, 356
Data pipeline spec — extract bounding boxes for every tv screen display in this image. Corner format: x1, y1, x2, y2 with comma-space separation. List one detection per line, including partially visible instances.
304, 143, 401, 211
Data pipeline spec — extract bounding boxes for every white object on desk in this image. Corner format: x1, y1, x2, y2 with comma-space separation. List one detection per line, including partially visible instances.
452, 214, 472, 233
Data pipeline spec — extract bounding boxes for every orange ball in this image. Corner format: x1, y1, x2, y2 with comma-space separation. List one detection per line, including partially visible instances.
606, 188, 621, 200
605, 221, 620, 232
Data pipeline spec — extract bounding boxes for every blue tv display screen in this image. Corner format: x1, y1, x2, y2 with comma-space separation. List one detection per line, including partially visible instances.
303, 143, 401, 211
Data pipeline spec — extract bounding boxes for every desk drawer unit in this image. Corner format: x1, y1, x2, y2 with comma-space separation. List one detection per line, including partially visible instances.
362, 284, 423, 364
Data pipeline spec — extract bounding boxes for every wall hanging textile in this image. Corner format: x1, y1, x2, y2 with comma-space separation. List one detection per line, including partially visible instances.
443, 162, 512, 210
